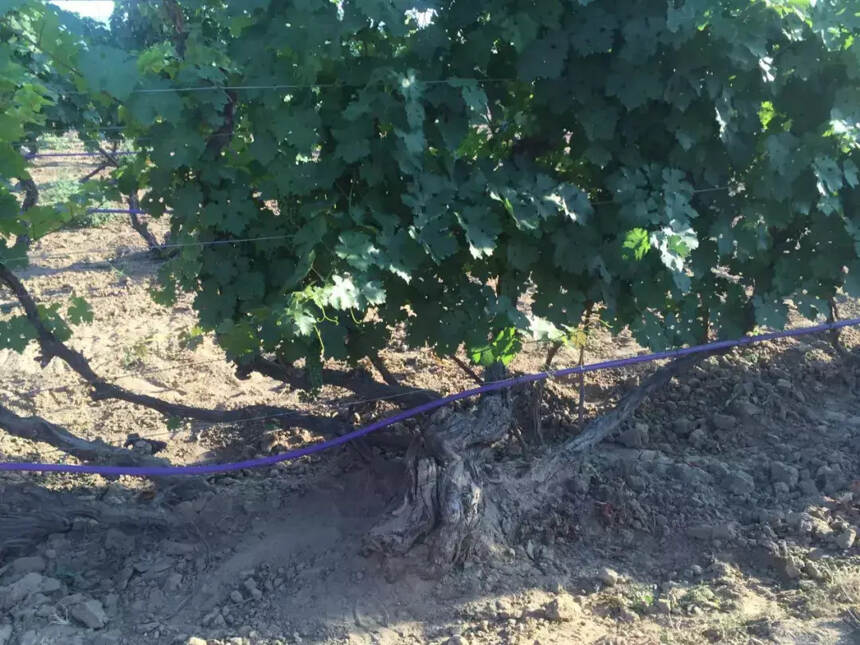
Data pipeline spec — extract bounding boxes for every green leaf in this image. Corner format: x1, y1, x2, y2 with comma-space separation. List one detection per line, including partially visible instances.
623, 228, 650, 261
67, 296, 93, 325
468, 327, 521, 367
506, 237, 540, 272
358, 279, 386, 305
753, 295, 788, 329
127, 81, 183, 126
0, 316, 36, 353
517, 31, 568, 81
0, 144, 26, 177
335, 139, 371, 164
335, 231, 378, 271
217, 320, 258, 358
813, 155, 843, 195
79, 46, 140, 100
569, 7, 617, 55
843, 159, 859, 188
326, 275, 359, 310
456, 206, 502, 258
606, 66, 661, 110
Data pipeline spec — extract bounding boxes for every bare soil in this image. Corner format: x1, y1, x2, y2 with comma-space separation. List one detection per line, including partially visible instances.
0, 154, 858, 644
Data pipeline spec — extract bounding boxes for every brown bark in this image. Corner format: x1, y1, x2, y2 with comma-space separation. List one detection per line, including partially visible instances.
0, 402, 171, 469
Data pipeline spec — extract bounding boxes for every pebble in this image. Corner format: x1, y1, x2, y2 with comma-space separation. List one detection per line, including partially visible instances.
186, 638, 208, 645
770, 462, 799, 487
0, 625, 11, 645
773, 482, 790, 496
103, 593, 119, 616
710, 561, 733, 579
733, 400, 761, 417
163, 541, 197, 556
653, 598, 671, 614
445, 637, 467, 645
9, 556, 46, 575
712, 413, 736, 431
165, 573, 183, 592
688, 428, 707, 448
832, 527, 856, 549
798, 479, 818, 496
687, 522, 737, 542
104, 529, 134, 555
672, 418, 692, 435
0, 574, 61, 610
598, 568, 619, 586
542, 593, 578, 622
230, 590, 244, 603
619, 423, 648, 449
70, 598, 109, 629
723, 470, 754, 495
782, 558, 801, 579
803, 561, 824, 580
617, 607, 638, 622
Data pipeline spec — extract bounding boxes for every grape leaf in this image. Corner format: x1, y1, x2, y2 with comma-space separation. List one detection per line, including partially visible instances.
67, 296, 93, 325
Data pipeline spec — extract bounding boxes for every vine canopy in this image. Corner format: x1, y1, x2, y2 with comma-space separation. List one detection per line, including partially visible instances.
1, 0, 858, 376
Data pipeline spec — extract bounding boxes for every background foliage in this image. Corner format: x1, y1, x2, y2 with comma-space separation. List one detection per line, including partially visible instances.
1, 0, 858, 384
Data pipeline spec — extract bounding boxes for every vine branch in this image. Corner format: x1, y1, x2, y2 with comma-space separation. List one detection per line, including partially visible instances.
238, 355, 438, 408
531, 351, 720, 486
0, 263, 351, 438
450, 355, 484, 385
0, 401, 170, 469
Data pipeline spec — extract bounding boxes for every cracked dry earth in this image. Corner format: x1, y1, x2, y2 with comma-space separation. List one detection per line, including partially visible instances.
0, 158, 858, 645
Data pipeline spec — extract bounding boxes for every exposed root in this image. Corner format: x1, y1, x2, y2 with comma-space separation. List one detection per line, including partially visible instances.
0, 483, 176, 557
365, 392, 514, 569
0, 402, 171, 469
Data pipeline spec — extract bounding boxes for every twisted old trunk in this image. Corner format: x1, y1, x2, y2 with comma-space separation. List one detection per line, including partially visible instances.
365, 383, 515, 568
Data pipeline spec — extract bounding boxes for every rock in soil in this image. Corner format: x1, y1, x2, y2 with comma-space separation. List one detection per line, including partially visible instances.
542, 593, 579, 622
0, 574, 61, 610
832, 527, 856, 549
723, 470, 755, 495
770, 462, 799, 487
0, 625, 11, 645
687, 522, 737, 542
9, 556, 46, 575
619, 423, 649, 448
712, 413, 736, 431
69, 598, 109, 630
104, 529, 134, 555
598, 568, 620, 586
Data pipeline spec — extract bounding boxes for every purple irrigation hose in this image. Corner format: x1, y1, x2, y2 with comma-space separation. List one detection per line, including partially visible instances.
23, 151, 137, 160
1, 317, 858, 477
87, 208, 146, 215
86, 208, 173, 215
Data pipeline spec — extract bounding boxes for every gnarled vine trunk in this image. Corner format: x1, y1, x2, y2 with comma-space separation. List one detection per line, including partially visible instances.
365, 353, 714, 570
365, 387, 514, 568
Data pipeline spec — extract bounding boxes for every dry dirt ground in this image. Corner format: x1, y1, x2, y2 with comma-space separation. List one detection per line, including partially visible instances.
0, 153, 857, 644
